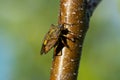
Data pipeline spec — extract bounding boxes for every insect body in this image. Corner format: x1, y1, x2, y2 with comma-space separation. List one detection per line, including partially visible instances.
41, 24, 64, 55
41, 24, 78, 55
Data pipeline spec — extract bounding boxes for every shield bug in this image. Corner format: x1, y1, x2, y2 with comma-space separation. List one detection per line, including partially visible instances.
41, 24, 64, 55
40, 24, 79, 55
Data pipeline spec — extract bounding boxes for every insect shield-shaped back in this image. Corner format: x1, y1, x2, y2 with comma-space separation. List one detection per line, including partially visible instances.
40, 24, 62, 55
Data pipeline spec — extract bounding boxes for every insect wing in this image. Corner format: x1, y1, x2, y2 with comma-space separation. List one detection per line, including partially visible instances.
41, 38, 58, 54
41, 24, 61, 54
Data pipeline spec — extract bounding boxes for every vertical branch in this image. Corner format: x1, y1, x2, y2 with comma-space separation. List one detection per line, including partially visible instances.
49, 0, 101, 80
50, 0, 87, 80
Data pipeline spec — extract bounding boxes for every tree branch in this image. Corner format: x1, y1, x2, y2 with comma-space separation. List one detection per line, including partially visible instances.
49, 0, 101, 80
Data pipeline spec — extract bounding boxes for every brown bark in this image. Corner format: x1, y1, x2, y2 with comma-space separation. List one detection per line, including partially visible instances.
49, 0, 101, 80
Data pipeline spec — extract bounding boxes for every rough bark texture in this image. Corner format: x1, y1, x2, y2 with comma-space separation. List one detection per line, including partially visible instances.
49, 0, 101, 80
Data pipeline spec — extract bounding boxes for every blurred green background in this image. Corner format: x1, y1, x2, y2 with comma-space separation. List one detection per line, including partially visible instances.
0, 0, 120, 80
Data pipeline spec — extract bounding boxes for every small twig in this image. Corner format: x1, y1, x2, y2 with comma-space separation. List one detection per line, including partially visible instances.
87, 0, 102, 17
